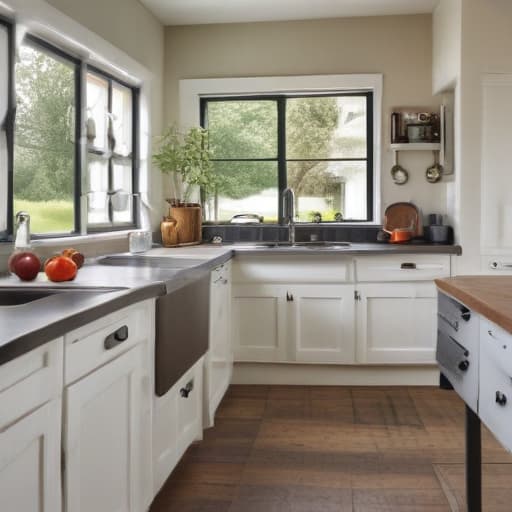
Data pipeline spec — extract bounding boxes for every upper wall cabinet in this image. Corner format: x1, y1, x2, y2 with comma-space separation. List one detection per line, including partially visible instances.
481, 74, 512, 252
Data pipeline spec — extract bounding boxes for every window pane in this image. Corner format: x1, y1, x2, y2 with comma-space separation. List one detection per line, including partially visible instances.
112, 160, 133, 223
287, 160, 367, 221
206, 100, 277, 159
286, 96, 367, 159
0, 25, 8, 234
86, 72, 108, 151
204, 161, 278, 222
112, 83, 132, 157
87, 154, 109, 225
14, 43, 76, 234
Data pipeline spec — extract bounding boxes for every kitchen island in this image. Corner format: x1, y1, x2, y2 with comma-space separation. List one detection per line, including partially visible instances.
436, 276, 512, 512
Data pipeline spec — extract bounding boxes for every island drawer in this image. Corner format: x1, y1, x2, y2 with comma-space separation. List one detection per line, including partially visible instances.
355, 254, 451, 282
0, 338, 63, 429
479, 318, 512, 452
64, 300, 151, 385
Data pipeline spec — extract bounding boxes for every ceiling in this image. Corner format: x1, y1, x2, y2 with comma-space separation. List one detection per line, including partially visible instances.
139, 0, 439, 26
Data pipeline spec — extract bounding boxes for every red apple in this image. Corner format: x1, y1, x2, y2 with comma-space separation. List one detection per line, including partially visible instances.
11, 252, 41, 281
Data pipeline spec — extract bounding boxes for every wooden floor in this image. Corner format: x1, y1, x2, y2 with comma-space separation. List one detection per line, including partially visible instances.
150, 385, 512, 511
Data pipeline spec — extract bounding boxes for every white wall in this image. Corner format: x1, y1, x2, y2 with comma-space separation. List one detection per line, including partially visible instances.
165, 15, 446, 222
432, 0, 461, 94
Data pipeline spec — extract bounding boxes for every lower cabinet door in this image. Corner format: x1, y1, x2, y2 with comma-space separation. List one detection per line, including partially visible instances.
232, 284, 288, 362
64, 344, 150, 512
290, 284, 356, 363
357, 282, 437, 363
0, 399, 62, 512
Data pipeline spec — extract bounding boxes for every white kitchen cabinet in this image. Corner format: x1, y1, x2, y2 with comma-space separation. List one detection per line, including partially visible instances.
233, 283, 356, 364
0, 338, 63, 512
356, 282, 438, 364
289, 284, 355, 363
232, 283, 288, 362
64, 341, 151, 512
205, 262, 233, 427
152, 357, 203, 494
0, 399, 62, 512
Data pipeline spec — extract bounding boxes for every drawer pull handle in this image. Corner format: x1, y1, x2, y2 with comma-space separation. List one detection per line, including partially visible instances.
104, 325, 129, 350
496, 391, 507, 406
286, 292, 294, 302
458, 360, 470, 372
400, 262, 416, 269
180, 380, 194, 398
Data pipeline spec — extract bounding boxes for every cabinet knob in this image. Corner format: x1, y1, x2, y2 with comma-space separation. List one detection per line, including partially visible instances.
496, 391, 507, 406
458, 360, 470, 372
286, 292, 294, 302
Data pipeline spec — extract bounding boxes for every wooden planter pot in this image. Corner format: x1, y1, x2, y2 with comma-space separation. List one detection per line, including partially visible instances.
161, 205, 202, 247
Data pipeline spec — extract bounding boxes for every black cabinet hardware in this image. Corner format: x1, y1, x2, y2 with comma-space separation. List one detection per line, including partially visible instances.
286, 292, 294, 302
458, 360, 470, 372
104, 325, 129, 350
400, 262, 416, 269
180, 380, 194, 398
496, 391, 507, 406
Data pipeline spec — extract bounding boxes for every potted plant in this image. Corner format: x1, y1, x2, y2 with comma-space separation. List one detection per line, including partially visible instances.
153, 125, 216, 246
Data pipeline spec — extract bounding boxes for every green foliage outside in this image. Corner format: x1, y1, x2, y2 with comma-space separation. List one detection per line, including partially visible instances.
13, 44, 75, 233
205, 97, 366, 221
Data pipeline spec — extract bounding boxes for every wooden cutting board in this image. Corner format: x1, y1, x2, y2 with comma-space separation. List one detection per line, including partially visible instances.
384, 202, 422, 237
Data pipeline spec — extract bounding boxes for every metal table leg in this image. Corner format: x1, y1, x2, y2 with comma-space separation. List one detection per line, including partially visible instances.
466, 405, 482, 512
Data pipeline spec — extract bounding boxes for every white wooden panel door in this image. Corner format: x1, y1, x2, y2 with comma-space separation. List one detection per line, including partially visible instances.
232, 284, 287, 362
0, 399, 61, 512
290, 284, 356, 363
357, 283, 437, 364
64, 343, 150, 512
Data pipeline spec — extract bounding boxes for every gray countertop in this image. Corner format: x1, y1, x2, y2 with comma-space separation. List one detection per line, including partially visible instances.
0, 242, 460, 365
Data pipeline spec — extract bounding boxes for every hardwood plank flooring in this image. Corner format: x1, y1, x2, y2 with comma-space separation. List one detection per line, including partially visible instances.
150, 385, 512, 512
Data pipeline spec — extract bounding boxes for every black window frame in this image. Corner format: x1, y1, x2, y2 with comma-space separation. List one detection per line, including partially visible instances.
0, 16, 15, 239
200, 92, 374, 224
0, 22, 140, 241
86, 65, 140, 232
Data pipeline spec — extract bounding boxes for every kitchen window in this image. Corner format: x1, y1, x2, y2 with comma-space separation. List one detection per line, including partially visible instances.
0, 25, 139, 239
201, 93, 373, 224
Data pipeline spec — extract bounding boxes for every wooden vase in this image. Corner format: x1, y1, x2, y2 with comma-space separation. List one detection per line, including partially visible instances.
171, 205, 202, 245
161, 215, 178, 247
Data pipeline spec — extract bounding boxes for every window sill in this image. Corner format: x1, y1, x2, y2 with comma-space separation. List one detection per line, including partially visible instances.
0, 229, 137, 255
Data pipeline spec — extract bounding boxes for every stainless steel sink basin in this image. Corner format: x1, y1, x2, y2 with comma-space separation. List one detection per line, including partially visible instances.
233, 241, 351, 249
0, 287, 119, 307
97, 255, 205, 268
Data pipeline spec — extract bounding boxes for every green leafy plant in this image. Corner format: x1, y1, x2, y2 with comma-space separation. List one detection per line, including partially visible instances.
153, 125, 216, 204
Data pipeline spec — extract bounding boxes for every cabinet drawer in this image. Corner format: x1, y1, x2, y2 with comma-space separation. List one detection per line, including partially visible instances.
0, 338, 63, 429
233, 255, 351, 283
479, 319, 512, 451
355, 254, 451, 282
64, 301, 151, 384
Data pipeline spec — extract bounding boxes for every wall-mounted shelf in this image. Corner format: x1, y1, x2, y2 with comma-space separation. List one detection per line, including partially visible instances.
390, 143, 441, 151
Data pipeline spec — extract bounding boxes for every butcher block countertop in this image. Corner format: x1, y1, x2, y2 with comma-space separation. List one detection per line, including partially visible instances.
436, 276, 512, 334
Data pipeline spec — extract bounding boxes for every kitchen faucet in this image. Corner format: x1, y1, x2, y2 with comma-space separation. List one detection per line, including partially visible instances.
282, 187, 295, 245
14, 211, 31, 250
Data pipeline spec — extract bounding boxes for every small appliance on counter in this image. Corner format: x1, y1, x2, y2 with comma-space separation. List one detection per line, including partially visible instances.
424, 213, 453, 244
